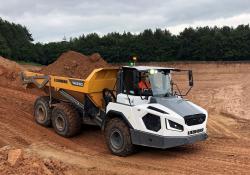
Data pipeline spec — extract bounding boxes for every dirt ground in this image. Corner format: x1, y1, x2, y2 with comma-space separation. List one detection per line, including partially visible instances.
0, 60, 250, 174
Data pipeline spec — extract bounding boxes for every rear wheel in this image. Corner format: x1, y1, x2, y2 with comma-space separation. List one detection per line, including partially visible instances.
34, 96, 52, 127
104, 118, 135, 156
52, 103, 81, 137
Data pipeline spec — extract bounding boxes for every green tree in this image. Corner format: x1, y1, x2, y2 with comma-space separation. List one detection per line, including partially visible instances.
0, 33, 11, 57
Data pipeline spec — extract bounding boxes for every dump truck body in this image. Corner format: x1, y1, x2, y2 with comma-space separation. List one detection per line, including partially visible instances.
22, 68, 119, 110
21, 66, 208, 156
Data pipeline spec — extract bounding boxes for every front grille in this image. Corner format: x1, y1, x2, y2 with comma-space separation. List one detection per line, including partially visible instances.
184, 114, 206, 126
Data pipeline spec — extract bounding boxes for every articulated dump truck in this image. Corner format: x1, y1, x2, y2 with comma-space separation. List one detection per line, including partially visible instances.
21, 66, 208, 156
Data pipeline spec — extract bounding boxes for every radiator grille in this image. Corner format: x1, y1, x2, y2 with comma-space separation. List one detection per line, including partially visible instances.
184, 114, 206, 126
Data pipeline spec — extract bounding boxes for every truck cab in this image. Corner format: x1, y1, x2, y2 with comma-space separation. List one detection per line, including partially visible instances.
104, 66, 208, 156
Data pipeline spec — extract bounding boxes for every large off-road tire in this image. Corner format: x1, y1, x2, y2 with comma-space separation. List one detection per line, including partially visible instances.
34, 96, 52, 127
104, 118, 135, 156
52, 103, 81, 137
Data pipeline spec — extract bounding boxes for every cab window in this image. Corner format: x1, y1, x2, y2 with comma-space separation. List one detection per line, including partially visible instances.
123, 69, 135, 95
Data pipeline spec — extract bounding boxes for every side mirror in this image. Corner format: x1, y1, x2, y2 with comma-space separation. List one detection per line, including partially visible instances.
188, 70, 193, 87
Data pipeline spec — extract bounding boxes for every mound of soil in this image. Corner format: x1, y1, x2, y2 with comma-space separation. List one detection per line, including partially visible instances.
40, 51, 109, 79
0, 56, 24, 89
0, 145, 72, 175
0, 56, 24, 78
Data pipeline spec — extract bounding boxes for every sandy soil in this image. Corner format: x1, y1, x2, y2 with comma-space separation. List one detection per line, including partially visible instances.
0, 61, 250, 174
40, 51, 108, 79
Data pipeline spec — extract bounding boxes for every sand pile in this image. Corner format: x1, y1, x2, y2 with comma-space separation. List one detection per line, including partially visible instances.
41, 51, 109, 79
0, 145, 72, 175
0, 56, 25, 89
0, 56, 24, 79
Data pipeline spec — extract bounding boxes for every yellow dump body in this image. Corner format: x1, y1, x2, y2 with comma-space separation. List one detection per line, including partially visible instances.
22, 68, 119, 109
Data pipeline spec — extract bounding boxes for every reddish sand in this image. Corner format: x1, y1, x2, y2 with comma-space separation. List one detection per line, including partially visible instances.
40, 51, 108, 79
0, 57, 24, 90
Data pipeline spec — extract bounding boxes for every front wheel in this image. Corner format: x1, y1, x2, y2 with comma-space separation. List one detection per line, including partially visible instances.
104, 118, 135, 156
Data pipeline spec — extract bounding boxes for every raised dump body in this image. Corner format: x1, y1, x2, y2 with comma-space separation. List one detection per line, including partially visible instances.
21, 68, 119, 110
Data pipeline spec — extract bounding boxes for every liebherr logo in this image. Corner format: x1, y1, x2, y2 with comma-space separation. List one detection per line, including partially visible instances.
69, 79, 84, 87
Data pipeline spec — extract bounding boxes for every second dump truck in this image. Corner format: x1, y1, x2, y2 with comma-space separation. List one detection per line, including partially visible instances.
21, 65, 208, 156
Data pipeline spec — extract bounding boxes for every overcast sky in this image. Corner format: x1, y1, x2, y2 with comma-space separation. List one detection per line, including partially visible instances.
1, 0, 250, 43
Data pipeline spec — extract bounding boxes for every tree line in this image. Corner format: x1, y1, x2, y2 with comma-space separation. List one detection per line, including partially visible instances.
1, 17, 250, 65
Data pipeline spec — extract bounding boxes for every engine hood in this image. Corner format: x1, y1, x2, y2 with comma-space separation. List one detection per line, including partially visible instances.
153, 97, 203, 117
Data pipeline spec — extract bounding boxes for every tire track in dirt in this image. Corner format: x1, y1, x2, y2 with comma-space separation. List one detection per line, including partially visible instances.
209, 119, 240, 139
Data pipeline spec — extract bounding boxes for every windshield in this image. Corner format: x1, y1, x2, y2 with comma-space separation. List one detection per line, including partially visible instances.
148, 71, 172, 97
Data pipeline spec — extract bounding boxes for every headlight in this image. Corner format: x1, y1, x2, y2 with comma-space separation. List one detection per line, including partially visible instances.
166, 119, 184, 132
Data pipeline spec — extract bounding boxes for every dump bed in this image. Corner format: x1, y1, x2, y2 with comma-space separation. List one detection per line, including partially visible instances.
21, 68, 119, 109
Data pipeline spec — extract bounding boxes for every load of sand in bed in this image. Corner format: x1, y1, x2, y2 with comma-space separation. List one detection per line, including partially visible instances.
40, 51, 109, 79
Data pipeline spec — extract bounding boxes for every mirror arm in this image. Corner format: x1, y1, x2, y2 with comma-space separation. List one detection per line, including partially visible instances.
172, 69, 194, 96
173, 83, 182, 96
173, 82, 193, 97
180, 86, 193, 97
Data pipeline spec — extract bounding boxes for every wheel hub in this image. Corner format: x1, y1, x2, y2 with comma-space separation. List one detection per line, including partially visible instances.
110, 129, 123, 149
55, 114, 66, 131
37, 106, 46, 121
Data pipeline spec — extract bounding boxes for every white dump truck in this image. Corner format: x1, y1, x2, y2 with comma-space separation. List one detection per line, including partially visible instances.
21, 65, 208, 156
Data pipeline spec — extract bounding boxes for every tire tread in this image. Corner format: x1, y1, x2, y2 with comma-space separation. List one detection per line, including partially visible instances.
52, 103, 81, 137
105, 118, 135, 156
34, 96, 52, 127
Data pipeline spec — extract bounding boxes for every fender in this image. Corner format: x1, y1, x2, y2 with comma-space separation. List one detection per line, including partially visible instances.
101, 110, 134, 130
